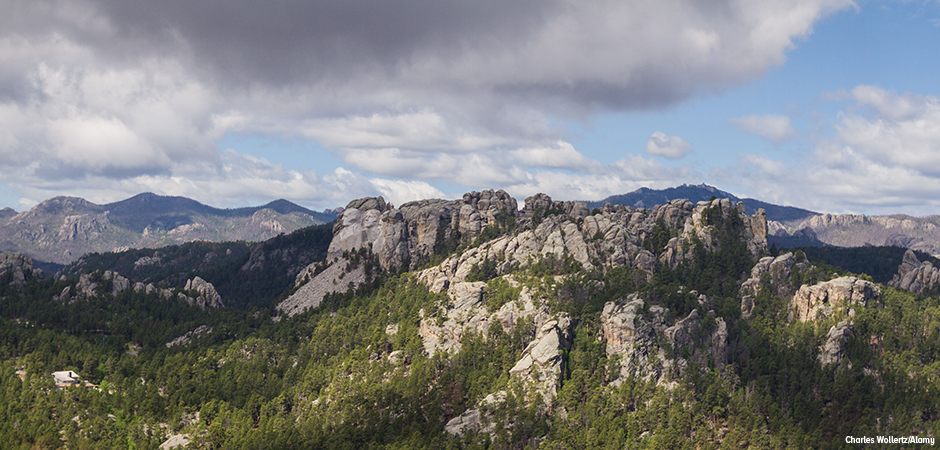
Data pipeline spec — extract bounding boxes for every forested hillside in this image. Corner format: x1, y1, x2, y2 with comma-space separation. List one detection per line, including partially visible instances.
1, 192, 938, 449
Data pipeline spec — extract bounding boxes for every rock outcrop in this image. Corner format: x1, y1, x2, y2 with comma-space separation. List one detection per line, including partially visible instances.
889, 249, 940, 294
600, 293, 729, 385
418, 278, 549, 357
165, 325, 213, 348
789, 276, 880, 322
277, 257, 369, 318
327, 192, 767, 278
0, 252, 42, 286
56, 269, 224, 309
819, 321, 853, 368
740, 252, 809, 317
327, 190, 519, 270
508, 316, 572, 406
184, 276, 224, 309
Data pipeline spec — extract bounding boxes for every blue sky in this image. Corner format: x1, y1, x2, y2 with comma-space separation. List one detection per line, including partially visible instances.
1, 0, 939, 216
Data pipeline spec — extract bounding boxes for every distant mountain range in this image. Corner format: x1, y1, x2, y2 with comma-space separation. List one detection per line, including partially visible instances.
589, 184, 940, 256
586, 184, 819, 222
5, 184, 940, 266
0, 193, 339, 265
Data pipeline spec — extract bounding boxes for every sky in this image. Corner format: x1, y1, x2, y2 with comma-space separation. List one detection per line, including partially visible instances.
1, 0, 939, 216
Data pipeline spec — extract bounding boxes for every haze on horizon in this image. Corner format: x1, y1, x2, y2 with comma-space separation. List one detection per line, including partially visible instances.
1, 0, 939, 216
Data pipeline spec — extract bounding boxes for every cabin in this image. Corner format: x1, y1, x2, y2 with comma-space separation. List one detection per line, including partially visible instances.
52, 370, 97, 390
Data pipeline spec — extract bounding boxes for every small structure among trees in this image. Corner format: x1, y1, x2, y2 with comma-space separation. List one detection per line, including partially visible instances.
52, 370, 97, 390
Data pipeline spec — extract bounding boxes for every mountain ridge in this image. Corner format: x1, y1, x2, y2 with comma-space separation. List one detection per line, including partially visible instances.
0, 193, 339, 264
586, 183, 819, 222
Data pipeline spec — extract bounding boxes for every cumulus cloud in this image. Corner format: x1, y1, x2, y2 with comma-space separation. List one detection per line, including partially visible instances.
729, 114, 797, 143
0, 0, 854, 207
726, 86, 940, 215
510, 142, 601, 172
645, 132, 693, 159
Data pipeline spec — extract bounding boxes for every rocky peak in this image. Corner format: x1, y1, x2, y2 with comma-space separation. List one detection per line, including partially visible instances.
889, 249, 940, 295
0, 252, 42, 286
740, 252, 810, 317
184, 276, 224, 309
328, 190, 768, 278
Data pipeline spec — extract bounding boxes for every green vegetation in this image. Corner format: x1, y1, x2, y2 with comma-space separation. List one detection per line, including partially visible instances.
789, 245, 940, 284
2, 206, 939, 449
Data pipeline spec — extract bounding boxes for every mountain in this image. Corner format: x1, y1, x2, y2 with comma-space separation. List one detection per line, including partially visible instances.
2, 189, 939, 448
590, 184, 940, 257
586, 183, 819, 222
0, 193, 339, 264
770, 213, 940, 257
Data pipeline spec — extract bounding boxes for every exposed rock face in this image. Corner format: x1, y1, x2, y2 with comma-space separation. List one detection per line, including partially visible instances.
789, 276, 880, 322
329, 192, 767, 275
444, 392, 504, 437
277, 257, 367, 318
56, 269, 224, 309
889, 249, 940, 294
184, 276, 224, 309
740, 252, 809, 317
70, 270, 132, 299
819, 321, 853, 368
418, 279, 548, 356
417, 273, 571, 420
413, 196, 768, 296
508, 316, 572, 406
327, 190, 519, 270
0, 252, 42, 286
165, 325, 213, 348
600, 294, 729, 385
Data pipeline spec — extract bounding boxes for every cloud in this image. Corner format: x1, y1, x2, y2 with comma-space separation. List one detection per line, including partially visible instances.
729, 114, 797, 143
510, 142, 601, 172
0, 0, 854, 208
368, 178, 447, 206
645, 132, 693, 159
836, 86, 940, 173
724, 86, 940, 215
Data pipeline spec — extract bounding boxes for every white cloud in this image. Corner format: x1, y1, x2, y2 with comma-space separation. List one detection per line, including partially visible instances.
722, 86, 940, 215
510, 141, 600, 171
835, 86, 940, 173
645, 132, 693, 159
729, 114, 797, 143
0, 0, 855, 208
369, 179, 447, 206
